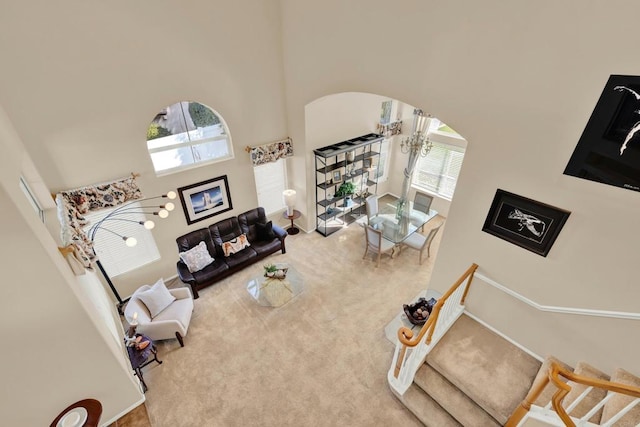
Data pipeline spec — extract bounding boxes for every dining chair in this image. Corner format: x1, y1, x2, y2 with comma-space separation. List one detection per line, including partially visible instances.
363, 224, 395, 267
413, 191, 434, 214
401, 222, 443, 265
365, 195, 385, 227
413, 191, 434, 231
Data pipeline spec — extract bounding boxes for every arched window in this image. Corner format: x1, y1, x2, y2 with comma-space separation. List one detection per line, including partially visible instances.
146, 101, 234, 175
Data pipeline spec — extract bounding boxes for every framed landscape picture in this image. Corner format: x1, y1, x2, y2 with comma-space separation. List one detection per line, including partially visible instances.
178, 175, 233, 225
482, 189, 570, 257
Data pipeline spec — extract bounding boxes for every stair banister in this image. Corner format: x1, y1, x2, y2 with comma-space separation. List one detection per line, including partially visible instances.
504, 369, 552, 427
397, 263, 478, 348
506, 361, 640, 427
389, 263, 478, 394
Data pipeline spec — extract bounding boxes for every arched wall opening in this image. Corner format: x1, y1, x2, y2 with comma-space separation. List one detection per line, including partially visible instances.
303, 91, 469, 232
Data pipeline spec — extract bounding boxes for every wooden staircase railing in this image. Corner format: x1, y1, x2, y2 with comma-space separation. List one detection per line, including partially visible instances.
387, 263, 478, 395
506, 361, 640, 427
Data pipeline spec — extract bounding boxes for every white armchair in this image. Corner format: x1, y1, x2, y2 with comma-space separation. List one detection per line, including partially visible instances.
124, 285, 194, 347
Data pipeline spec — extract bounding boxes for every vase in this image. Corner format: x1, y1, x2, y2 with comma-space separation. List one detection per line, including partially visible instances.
345, 196, 353, 207
346, 151, 355, 163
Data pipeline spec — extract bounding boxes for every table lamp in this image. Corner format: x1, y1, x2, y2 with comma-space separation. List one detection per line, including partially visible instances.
283, 189, 297, 217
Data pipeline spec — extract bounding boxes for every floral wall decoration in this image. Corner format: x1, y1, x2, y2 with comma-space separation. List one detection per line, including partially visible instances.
247, 137, 293, 166
377, 120, 402, 137
55, 174, 143, 271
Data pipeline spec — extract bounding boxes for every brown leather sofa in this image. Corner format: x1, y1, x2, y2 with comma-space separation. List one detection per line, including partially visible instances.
176, 207, 287, 298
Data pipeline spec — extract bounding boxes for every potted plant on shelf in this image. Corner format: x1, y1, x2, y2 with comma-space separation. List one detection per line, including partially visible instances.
335, 181, 356, 207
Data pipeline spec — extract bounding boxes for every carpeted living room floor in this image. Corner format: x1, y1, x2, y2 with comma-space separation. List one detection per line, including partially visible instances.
122, 205, 445, 426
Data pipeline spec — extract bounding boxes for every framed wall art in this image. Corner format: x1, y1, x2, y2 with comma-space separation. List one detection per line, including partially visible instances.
482, 189, 570, 257
332, 170, 343, 184
178, 175, 233, 225
564, 74, 640, 192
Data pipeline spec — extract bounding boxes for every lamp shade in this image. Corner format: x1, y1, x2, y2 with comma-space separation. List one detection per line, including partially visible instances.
283, 189, 297, 216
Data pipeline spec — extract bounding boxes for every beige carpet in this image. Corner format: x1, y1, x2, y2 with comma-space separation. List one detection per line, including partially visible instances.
142, 213, 445, 426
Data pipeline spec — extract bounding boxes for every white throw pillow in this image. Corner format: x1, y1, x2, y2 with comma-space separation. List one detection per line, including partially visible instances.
179, 241, 215, 273
136, 278, 176, 318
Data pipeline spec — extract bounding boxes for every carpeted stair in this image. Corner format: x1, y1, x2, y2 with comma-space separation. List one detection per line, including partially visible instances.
397, 313, 542, 426
394, 313, 640, 426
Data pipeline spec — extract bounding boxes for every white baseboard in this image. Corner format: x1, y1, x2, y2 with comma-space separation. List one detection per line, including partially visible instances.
99, 395, 146, 427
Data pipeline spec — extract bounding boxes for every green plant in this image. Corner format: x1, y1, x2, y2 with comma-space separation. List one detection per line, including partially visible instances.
264, 263, 277, 273
188, 102, 220, 128
335, 181, 356, 197
146, 123, 172, 140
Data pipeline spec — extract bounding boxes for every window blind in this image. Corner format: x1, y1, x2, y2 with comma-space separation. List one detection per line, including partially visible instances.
83, 202, 160, 277
253, 158, 287, 215
413, 141, 465, 199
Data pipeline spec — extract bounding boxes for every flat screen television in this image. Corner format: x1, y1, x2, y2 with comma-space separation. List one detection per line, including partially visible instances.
564, 74, 640, 193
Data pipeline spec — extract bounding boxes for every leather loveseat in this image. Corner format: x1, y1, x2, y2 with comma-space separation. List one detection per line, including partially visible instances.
176, 207, 287, 298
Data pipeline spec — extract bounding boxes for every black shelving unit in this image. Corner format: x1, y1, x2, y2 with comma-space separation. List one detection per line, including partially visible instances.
313, 133, 383, 237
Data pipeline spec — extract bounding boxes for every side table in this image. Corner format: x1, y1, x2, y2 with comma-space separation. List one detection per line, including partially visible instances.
126, 334, 162, 393
49, 399, 102, 427
282, 209, 301, 235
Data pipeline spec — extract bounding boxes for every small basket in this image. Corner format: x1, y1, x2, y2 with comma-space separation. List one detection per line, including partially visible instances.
403, 297, 437, 325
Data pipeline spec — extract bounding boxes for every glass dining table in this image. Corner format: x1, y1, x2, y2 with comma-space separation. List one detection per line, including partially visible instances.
370, 203, 438, 244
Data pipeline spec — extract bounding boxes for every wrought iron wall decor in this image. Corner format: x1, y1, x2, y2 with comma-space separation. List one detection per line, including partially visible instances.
377, 120, 402, 137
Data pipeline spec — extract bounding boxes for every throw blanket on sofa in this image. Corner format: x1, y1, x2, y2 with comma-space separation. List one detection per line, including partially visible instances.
222, 234, 250, 257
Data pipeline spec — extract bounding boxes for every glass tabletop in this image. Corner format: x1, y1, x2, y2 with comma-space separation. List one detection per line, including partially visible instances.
246, 264, 303, 307
371, 205, 438, 244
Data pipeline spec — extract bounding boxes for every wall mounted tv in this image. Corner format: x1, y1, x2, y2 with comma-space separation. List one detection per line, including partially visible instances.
564, 74, 640, 193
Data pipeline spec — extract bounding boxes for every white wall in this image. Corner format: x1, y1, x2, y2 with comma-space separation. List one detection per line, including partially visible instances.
280, 0, 640, 373
0, 1, 290, 299
0, 106, 142, 425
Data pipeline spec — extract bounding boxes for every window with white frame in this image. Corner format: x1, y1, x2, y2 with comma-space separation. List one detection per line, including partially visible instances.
19, 176, 44, 222
412, 123, 466, 200
253, 159, 287, 216
83, 202, 160, 277
146, 101, 234, 175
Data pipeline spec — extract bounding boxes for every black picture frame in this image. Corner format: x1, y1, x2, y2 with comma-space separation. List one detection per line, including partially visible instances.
177, 175, 233, 225
482, 189, 570, 257
564, 75, 640, 192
